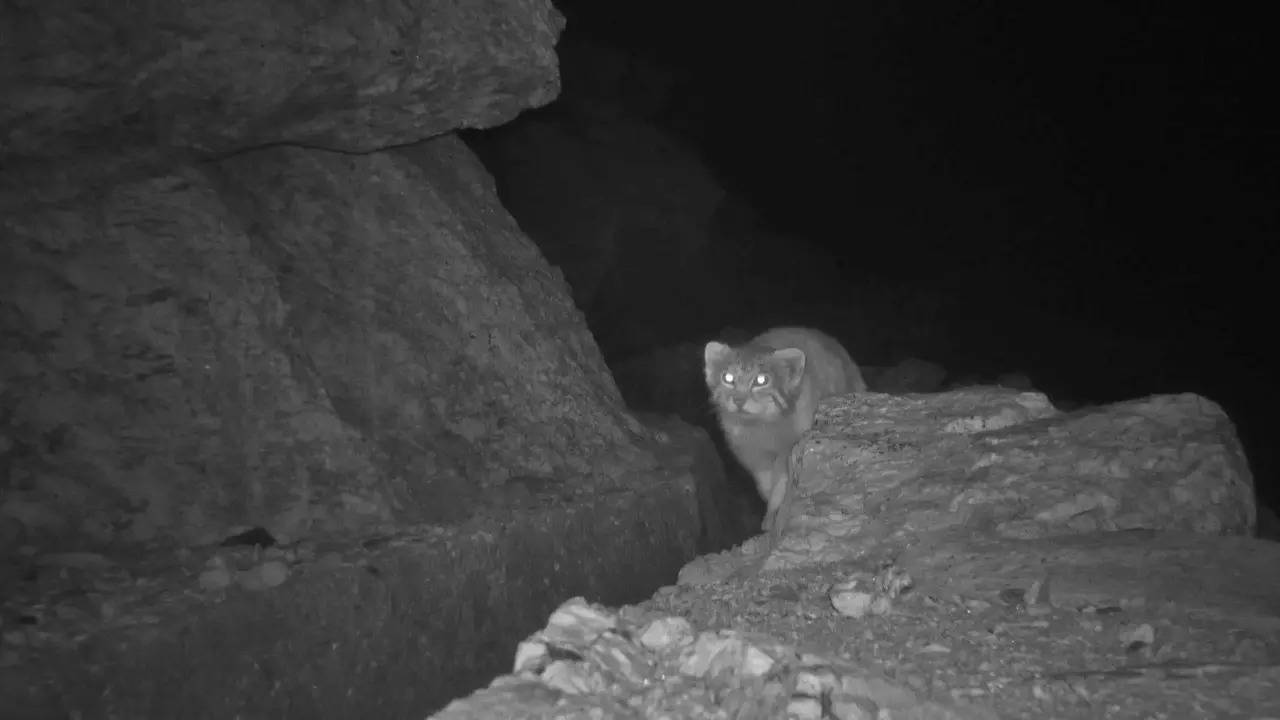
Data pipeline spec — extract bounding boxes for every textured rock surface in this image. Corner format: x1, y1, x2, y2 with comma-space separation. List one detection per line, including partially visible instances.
0, 133, 672, 550
899, 530, 1280, 629
0, 1, 743, 716
435, 390, 1276, 719
765, 389, 1254, 572
437, 532, 1280, 719
672, 389, 1253, 579
0, 129, 733, 711
0, 0, 562, 159
2, 471, 701, 718
434, 596, 998, 720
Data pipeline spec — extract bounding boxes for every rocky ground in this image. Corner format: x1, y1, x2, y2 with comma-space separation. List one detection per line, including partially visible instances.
435, 388, 1279, 719
435, 529, 1280, 719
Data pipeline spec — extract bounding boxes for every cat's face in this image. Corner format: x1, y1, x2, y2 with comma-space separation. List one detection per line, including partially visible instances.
703, 341, 806, 419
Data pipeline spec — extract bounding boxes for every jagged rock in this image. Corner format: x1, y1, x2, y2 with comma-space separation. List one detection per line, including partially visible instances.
439, 389, 1278, 719
0, 3, 732, 715
0, 130, 721, 717
757, 389, 1253, 574
2, 134, 669, 549
434, 596, 998, 720
0, 0, 564, 201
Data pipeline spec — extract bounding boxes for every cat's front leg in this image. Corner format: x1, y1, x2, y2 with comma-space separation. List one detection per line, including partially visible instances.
764, 454, 792, 548
756, 465, 779, 532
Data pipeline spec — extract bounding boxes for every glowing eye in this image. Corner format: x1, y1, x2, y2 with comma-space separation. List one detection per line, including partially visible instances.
721, 372, 735, 385
753, 373, 770, 387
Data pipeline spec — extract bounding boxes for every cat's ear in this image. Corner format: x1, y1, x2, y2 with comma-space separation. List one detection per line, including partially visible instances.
771, 348, 806, 390
704, 342, 732, 384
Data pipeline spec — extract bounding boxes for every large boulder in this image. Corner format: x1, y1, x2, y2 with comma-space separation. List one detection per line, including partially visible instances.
0, 128, 724, 718
0, 0, 733, 716
2, 136, 665, 549
436, 390, 1277, 719
0, 0, 563, 193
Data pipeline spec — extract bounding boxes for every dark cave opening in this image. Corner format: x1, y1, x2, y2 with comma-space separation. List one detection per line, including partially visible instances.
464, 1, 1278, 520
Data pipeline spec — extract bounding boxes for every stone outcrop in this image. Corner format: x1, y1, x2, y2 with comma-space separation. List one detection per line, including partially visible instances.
727, 389, 1253, 579
2, 136, 666, 549
0, 0, 564, 202
0, 0, 738, 716
438, 389, 1278, 718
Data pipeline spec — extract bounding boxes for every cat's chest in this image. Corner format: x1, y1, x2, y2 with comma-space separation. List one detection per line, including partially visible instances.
722, 413, 802, 450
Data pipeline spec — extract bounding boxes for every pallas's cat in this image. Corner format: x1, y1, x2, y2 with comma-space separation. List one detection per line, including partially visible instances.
703, 327, 866, 544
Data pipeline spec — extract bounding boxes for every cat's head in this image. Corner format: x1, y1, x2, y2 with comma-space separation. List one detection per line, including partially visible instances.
703, 341, 806, 419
